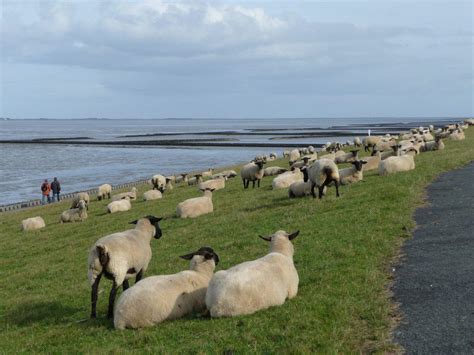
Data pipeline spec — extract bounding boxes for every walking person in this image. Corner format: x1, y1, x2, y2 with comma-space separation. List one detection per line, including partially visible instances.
41, 179, 51, 205
51, 177, 61, 202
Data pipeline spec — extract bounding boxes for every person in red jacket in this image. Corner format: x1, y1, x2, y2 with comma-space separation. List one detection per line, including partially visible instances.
41, 179, 51, 205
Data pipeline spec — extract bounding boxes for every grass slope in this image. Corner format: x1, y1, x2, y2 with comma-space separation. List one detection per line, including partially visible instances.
1, 130, 473, 353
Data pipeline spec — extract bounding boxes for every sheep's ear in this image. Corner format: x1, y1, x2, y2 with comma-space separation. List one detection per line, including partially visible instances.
361, 160, 368, 164
209, 188, 215, 192
288, 230, 300, 240
129, 220, 138, 225
258, 235, 272, 242
179, 252, 195, 260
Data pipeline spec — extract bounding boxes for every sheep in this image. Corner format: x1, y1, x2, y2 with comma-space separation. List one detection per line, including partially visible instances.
143, 189, 163, 201
21, 216, 46, 231
336, 160, 367, 185
187, 174, 203, 186
97, 184, 112, 201
353, 137, 362, 147
290, 156, 311, 170
308, 146, 315, 154
464, 118, 474, 126
378, 155, 415, 176
264, 166, 288, 177
206, 230, 299, 318
114, 247, 219, 329
163, 178, 173, 191
165, 175, 176, 183
307, 158, 340, 198
215, 170, 237, 179
151, 175, 166, 190
422, 138, 445, 152
318, 152, 336, 161
175, 173, 188, 184
372, 145, 400, 160
241, 160, 266, 188
60, 200, 88, 223
88, 215, 163, 319
176, 188, 214, 219
334, 149, 359, 164
71, 192, 90, 210
288, 149, 301, 165
112, 187, 137, 201
363, 136, 382, 152
268, 153, 278, 160
449, 129, 465, 140
201, 168, 214, 178
282, 150, 290, 158
107, 199, 132, 214
199, 176, 226, 191
374, 139, 396, 152
325, 142, 341, 152
272, 168, 304, 189
362, 151, 381, 172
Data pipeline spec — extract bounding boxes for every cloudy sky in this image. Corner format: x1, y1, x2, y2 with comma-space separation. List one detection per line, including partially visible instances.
1, 0, 472, 118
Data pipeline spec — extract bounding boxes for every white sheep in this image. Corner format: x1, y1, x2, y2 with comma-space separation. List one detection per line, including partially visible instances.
334, 149, 359, 164
112, 187, 137, 201
199, 177, 226, 191
241, 160, 266, 188
283, 150, 290, 158
308, 145, 315, 153
264, 166, 288, 177
422, 138, 445, 152
21, 216, 46, 231
363, 136, 382, 152
114, 247, 219, 329
449, 129, 465, 140
272, 168, 304, 189
378, 155, 415, 176
206, 230, 299, 318
71, 192, 90, 210
362, 151, 381, 172
151, 175, 166, 190
187, 174, 203, 186
107, 199, 132, 213
353, 137, 362, 147
175, 174, 188, 184
290, 156, 311, 170
201, 168, 214, 178
318, 152, 336, 161
88, 216, 163, 319
288, 149, 300, 164
464, 118, 474, 126
213, 170, 237, 179
165, 178, 173, 191
337, 160, 367, 185
97, 184, 112, 201
176, 188, 214, 219
143, 190, 163, 201
307, 158, 340, 198
60, 200, 88, 223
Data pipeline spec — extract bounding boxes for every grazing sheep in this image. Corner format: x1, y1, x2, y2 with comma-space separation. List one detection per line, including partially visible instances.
88, 215, 163, 319
362, 151, 381, 172
114, 247, 219, 329
176, 188, 214, 219
422, 138, 445, 152
336, 160, 367, 185
264, 166, 288, 177
288, 149, 300, 164
241, 160, 266, 188
353, 137, 362, 147
143, 189, 163, 201
151, 175, 166, 190
363, 136, 382, 152
71, 192, 90, 210
335, 149, 359, 164
97, 184, 112, 201
307, 158, 340, 198
199, 177, 226, 191
206, 230, 299, 318
378, 155, 415, 176
112, 187, 137, 201
107, 199, 132, 214
60, 200, 88, 223
21, 216, 46, 231
201, 168, 214, 178
272, 168, 304, 189
187, 174, 203, 186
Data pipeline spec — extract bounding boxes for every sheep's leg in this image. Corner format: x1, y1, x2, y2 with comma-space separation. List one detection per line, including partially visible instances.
257, 179, 261, 188
334, 180, 340, 197
90, 273, 102, 319
107, 280, 118, 319
252, 180, 255, 188
123, 279, 130, 290
311, 183, 317, 198
318, 186, 325, 199
136, 269, 144, 283
242, 179, 246, 188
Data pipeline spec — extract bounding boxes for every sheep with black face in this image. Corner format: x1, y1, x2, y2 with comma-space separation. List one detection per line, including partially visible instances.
240, 160, 266, 188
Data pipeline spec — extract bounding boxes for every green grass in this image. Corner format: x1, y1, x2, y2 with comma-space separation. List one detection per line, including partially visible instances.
1, 130, 473, 353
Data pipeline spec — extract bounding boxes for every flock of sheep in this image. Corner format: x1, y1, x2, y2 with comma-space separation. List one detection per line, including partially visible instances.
19, 119, 472, 330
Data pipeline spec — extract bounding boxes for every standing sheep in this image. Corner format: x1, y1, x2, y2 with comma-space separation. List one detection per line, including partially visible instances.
88, 215, 163, 319
307, 158, 340, 198
176, 188, 214, 219
114, 247, 219, 329
241, 160, 266, 189
353, 137, 362, 147
60, 200, 88, 223
21, 217, 46, 231
97, 184, 112, 201
206, 230, 299, 317
363, 136, 382, 152
151, 175, 166, 190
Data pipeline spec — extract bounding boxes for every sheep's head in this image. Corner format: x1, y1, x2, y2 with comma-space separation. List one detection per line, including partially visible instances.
259, 230, 300, 242
78, 200, 87, 209
129, 216, 163, 239
350, 149, 359, 157
351, 160, 367, 171
255, 160, 266, 169
180, 246, 219, 266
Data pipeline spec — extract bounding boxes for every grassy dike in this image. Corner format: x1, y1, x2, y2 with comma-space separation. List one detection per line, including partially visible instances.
1, 129, 473, 353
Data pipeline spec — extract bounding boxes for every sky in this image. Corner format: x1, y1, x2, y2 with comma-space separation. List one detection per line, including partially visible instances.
0, 0, 472, 118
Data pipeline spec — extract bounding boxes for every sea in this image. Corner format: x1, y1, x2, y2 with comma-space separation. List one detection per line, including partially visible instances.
0, 117, 457, 205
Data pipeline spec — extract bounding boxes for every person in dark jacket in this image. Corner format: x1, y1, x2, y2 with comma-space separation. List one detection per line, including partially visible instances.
51, 177, 61, 202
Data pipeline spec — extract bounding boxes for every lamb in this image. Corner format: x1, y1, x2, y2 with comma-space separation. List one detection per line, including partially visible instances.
97, 184, 112, 201
307, 158, 340, 198
187, 174, 203, 186
112, 187, 137, 201
378, 155, 415, 176
71, 192, 90, 210
336, 160, 367, 185
362, 151, 381, 172
240, 160, 266, 188
288, 149, 300, 164
114, 247, 219, 329
21, 216, 46, 231
151, 175, 166, 190
201, 168, 214, 178
60, 200, 88, 223
272, 168, 304, 189
143, 189, 163, 201
363, 136, 382, 152
199, 176, 226, 191
334, 149, 359, 164
107, 199, 132, 213
176, 188, 214, 219
88, 215, 163, 319
264, 166, 288, 177
206, 230, 299, 318
422, 138, 445, 152
353, 137, 362, 147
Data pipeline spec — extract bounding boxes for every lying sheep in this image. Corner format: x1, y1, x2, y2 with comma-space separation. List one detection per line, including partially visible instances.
353, 137, 362, 147
165, 178, 173, 191
272, 168, 304, 189
21, 216, 46, 231
374, 139, 396, 152
362, 151, 381, 172
112, 187, 137, 201
318, 152, 335, 161
107, 199, 132, 213
283, 150, 290, 158
291, 157, 310, 170
378, 155, 415, 176
307, 158, 340, 198
88, 215, 163, 319
449, 129, 465, 140
97, 184, 112, 201
143, 189, 163, 201
151, 175, 166, 190
71, 192, 90, 210
199, 177, 226, 191
465, 118, 474, 126
308, 145, 316, 154
60, 200, 88, 223
187, 174, 203, 186
337, 160, 367, 185
201, 168, 214, 178
206, 230, 299, 317
334, 150, 359, 164
175, 173, 188, 184
288, 149, 300, 165
264, 166, 288, 177
114, 247, 219, 329
212, 170, 237, 179
241, 160, 266, 188
176, 188, 214, 219
363, 136, 382, 152
422, 138, 445, 152
372, 145, 399, 160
